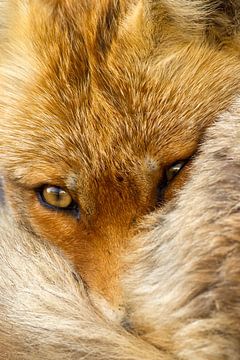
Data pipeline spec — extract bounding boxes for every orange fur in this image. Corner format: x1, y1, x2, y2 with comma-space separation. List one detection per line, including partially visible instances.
0, 0, 240, 320
0, 105, 239, 359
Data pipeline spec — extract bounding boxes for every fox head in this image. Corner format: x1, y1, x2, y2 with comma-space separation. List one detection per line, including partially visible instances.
1, 0, 240, 307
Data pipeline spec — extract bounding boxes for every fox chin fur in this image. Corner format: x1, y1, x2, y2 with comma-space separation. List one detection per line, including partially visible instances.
0, 107, 240, 359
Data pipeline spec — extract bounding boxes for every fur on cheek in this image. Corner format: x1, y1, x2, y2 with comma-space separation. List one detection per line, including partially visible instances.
124, 104, 240, 358
0, 0, 240, 358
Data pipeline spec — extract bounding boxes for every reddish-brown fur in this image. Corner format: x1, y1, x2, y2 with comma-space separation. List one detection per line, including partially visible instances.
0, 105, 239, 359
1, 0, 240, 309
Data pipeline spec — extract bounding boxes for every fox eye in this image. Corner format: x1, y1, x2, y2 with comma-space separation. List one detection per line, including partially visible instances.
165, 161, 186, 182
157, 160, 187, 205
38, 185, 75, 210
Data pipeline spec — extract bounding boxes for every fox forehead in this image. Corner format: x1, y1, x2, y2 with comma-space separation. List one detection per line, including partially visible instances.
2, 44, 239, 173
1, 0, 240, 179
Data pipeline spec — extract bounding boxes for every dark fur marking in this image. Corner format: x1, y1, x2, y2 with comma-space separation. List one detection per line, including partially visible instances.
95, 0, 121, 57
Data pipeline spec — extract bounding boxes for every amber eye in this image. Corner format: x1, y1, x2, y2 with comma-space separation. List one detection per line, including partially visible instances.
165, 161, 186, 182
38, 185, 75, 210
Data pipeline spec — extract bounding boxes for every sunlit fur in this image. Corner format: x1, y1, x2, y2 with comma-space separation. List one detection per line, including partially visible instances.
125, 103, 240, 359
1, 1, 240, 356
0, 104, 240, 359
0, 211, 164, 360
1, 0, 240, 306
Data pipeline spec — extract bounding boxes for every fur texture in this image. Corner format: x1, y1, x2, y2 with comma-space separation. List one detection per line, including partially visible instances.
0, 0, 240, 358
125, 102, 240, 359
0, 211, 164, 360
0, 103, 240, 359
1, 0, 240, 304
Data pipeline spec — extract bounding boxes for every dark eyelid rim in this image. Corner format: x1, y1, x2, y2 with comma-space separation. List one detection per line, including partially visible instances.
36, 185, 80, 217
166, 153, 196, 176
34, 183, 78, 201
12, 179, 77, 197
157, 156, 193, 206
166, 157, 191, 172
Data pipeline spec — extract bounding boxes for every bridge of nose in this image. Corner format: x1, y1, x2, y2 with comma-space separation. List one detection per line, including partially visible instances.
91, 172, 156, 222
73, 174, 155, 305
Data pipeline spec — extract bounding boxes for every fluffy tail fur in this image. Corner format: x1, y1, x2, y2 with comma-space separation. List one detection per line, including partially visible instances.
0, 211, 166, 360
125, 101, 240, 359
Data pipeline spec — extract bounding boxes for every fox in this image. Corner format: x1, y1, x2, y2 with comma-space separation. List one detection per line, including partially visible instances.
1, 0, 240, 307
0, 107, 240, 359
124, 105, 240, 359
0, 0, 240, 358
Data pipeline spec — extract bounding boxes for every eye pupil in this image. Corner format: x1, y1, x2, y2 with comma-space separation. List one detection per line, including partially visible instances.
166, 161, 185, 182
41, 185, 73, 209
157, 160, 188, 206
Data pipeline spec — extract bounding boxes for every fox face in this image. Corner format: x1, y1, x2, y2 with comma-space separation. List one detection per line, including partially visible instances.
0, 102, 239, 360
1, 0, 240, 305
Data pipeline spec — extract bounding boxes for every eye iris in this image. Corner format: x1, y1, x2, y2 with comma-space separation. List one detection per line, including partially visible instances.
42, 186, 72, 208
166, 162, 185, 182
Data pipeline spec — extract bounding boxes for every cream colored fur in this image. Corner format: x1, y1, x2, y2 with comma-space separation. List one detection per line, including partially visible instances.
125, 101, 240, 359
0, 105, 240, 359
0, 0, 240, 358
0, 211, 163, 360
